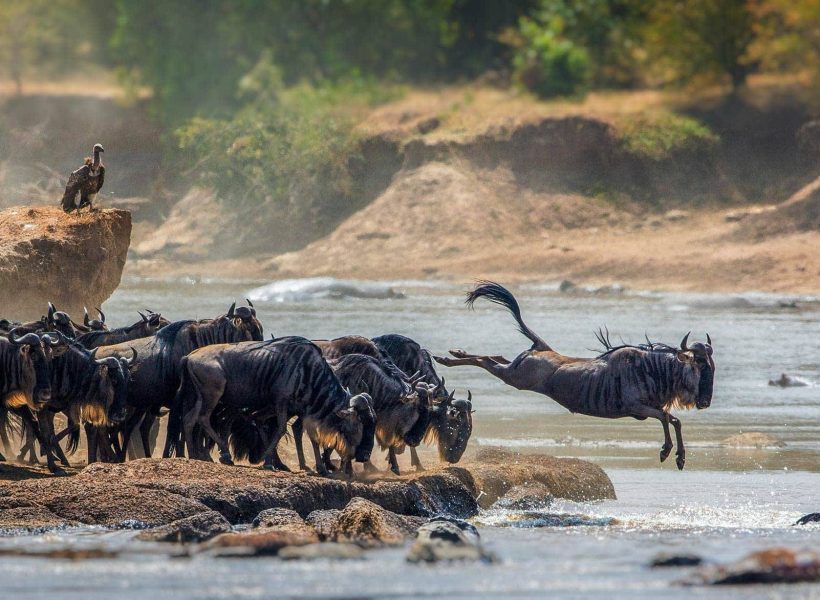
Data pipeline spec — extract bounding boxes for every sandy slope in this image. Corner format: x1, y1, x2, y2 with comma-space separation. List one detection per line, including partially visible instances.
261, 162, 819, 294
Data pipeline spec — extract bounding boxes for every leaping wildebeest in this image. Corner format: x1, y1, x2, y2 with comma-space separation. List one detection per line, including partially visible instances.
434, 281, 715, 470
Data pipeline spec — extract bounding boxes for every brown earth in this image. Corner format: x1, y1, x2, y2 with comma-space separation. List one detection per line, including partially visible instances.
0, 451, 614, 531
0, 206, 131, 320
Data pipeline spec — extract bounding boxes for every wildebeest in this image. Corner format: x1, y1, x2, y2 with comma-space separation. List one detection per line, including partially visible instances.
93, 302, 264, 461
311, 353, 426, 475
0, 332, 59, 412
434, 282, 715, 470
83, 307, 108, 332
372, 334, 473, 469
75, 310, 169, 350
35, 339, 134, 474
175, 337, 376, 475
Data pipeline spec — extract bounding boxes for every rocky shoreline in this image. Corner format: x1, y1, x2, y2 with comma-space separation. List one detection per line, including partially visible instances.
0, 449, 614, 535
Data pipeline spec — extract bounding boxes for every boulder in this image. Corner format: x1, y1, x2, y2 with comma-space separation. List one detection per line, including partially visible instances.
330, 497, 425, 547
205, 523, 319, 556
305, 509, 341, 541
492, 482, 554, 511
690, 548, 820, 585
768, 373, 811, 387
0, 206, 131, 320
252, 507, 304, 529
720, 432, 785, 449
136, 511, 232, 543
650, 553, 703, 568
406, 520, 497, 563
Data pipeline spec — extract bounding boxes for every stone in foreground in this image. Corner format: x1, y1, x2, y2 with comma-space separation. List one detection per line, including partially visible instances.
689, 548, 820, 585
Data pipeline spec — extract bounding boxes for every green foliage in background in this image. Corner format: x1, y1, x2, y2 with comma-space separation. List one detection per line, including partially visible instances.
176, 54, 398, 214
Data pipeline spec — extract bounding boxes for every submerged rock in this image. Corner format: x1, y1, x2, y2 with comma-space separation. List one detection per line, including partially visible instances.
720, 432, 786, 448
330, 497, 425, 547
651, 553, 703, 567
768, 373, 811, 387
278, 542, 364, 560
492, 482, 554, 511
407, 520, 497, 564
795, 513, 820, 526
136, 511, 231, 543
205, 523, 319, 556
690, 548, 820, 585
0, 206, 131, 320
305, 509, 341, 541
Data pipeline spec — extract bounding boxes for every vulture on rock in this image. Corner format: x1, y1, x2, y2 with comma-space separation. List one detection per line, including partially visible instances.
61, 143, 105, 213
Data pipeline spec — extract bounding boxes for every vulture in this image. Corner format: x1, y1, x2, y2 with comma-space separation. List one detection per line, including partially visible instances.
61, 143, 105, 213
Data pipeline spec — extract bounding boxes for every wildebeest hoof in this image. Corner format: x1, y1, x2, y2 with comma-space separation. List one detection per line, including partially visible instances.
659, 445, 672, 462
219, 454, 234, 466
50, 467, 67, 477
261, 464, 276, 471
676, 454, 685, 470
449, 349, 469, 358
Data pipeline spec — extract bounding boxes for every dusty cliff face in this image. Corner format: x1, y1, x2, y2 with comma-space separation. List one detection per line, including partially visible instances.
0, 206, 131, 321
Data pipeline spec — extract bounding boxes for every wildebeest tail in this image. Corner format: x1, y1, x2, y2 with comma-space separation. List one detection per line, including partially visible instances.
466, 281, 551, 351
166, 357, 195, 458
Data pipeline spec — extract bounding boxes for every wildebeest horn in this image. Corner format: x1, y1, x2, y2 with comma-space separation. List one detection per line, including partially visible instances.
246, 299, 256, 316
227, 302, 236, 318
41, 331, 65, 346
349, 394, 370, 411
9, 331, 41, 346
467, 390, 472, 402
706, 333, 712, 345
84, 307, 91, 327
448, 389, 456, 401
48, 302, 56, 322
138, 311, 148, 323
125, 347, 137, 367
680, 332, 690, 351
89, 347, 99, 360
96, 307, 105, 323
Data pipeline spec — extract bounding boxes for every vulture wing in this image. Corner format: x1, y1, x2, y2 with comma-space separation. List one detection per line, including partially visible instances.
60, 164, 90, 212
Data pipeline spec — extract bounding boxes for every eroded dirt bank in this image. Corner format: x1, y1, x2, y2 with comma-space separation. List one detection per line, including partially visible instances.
0, 206, 131, 320
0, 451, 614, 531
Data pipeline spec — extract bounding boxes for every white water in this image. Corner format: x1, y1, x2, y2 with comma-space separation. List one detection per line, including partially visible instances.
0, 277, 817, 598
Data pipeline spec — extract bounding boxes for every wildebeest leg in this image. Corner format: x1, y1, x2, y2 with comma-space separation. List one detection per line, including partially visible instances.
139, 414, 155, 458
449, 349, 511, 365
291, 417, 308, 471
260, 408, 289, 471
310, 439, 329, 476
196, 406, 232, 465
85, 424, 98, 463
667, 413, 685, 470
387, 448, 401, 475
409, 446, 424, 471
321, 448, 336, 472
341, 457, 353, 479
119, 411, 145, 461
37, 411, 66, 475
630, 405, 675, 468
363, 460, 379, 473
17, 423, 39, 464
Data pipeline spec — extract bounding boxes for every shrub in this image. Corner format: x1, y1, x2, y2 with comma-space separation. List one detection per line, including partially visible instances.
615, 111, 719, 160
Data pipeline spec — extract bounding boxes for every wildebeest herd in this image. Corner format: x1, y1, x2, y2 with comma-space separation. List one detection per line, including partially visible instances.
0, 281, 714, 477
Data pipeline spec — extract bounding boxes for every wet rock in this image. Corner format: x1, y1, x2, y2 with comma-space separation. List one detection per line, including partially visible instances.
651, 553, 703, 567
305, 509, 341, 541
136, 511, 231, 543
795, 513, 820, 526
205, 523, 320, 556
0, 206, 131, 320
690, 548, 820, 585
330, 497, 425, 547
492, 482, 554, 511
278, 542, 364, 560
0, 498, 79, 531
720, 432, 786, 448
558, 280, 577, 293
664, 209, 689, 222
427, 515, 480, 543
406, 521, 497, 564
490, 511, 616, 528
252, 507, 303, 528
0, 547, 120, 560
768, 373, 811, 387
469, 447, 616, 507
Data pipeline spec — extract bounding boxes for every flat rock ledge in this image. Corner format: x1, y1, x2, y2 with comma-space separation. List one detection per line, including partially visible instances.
0, 206, 131, 320
0, 449, 614, 532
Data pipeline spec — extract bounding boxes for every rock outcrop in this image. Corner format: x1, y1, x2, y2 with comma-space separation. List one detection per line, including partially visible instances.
0, 452, 615, 532
0, 206, 131, 320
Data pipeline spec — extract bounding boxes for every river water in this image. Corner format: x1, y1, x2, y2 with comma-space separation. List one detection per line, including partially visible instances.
1, 277, 817, 599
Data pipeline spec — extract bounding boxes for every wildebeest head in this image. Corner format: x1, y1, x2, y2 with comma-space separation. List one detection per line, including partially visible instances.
83, 347, 136, 425
84, 307, 108, 331
332, 393, 376, 463
423, 379, 473, 463
223, 301, 264, 341
137, 309, 169, 333
7, 331, 62, 409
47, 303, 77, 338
679, 333, 715, 409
